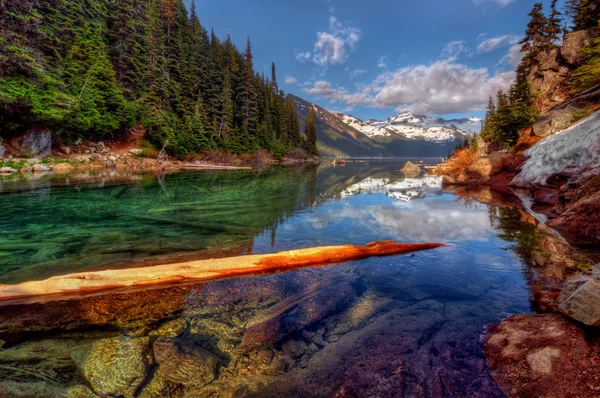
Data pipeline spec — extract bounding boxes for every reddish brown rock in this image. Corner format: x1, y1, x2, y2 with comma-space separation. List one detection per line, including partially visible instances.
549, 190, 600, 244
484, 314, 600, 398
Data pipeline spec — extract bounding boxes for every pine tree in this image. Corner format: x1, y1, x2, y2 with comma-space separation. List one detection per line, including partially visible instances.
240, 37, 257, 140
305, 109, 319, 156
545, 0, 563, 45
271, 62, 279, 94
520, 3, 551, 61
481, 96, 496, 140
566, 0, 600, 31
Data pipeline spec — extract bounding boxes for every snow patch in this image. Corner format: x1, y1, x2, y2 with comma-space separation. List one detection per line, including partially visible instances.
513, 111, 600, 186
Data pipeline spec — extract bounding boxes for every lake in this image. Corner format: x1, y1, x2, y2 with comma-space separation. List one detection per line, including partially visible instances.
0, 159, 556, 397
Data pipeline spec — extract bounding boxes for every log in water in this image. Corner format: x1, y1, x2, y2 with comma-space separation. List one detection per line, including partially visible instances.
0, 240, 443, 305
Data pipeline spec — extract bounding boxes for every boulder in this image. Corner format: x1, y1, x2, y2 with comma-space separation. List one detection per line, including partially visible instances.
52, 163, 74, 173
400, 161, 421, 177
550, 196, 600, 243
9, 129, 52, 157
558, 264, 600, 326
71, 336, 151, 398
31, 164, 52, 172
0, 167, 17, 175
61, 146, 71, 155
152, 337, 218, 387
129, 149, 143, 156
560, 27, 600, 66
458, 152, 510, 184
532, 106, 579, 138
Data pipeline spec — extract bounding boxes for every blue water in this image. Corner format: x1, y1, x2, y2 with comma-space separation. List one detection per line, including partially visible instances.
0, 160, 535, 397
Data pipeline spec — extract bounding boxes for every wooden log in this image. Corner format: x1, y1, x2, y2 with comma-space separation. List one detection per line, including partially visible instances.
181, 164, 252, 170
0, 240, 443, 305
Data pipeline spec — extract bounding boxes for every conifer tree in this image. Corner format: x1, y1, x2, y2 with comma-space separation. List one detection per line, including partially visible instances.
481, 96, 496, 140
271, 62, 279, 94
545, 0, 564, 45
566, 0, 600, 31
305, 109, 319, 156
520, 3, 551, 61
240, 37, 257, 139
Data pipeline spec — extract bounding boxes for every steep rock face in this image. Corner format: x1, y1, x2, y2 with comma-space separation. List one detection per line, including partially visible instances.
558, 264, 600, 326
8, 129, 52, 157
528, 27, 600, 113
531, 105, 580, 138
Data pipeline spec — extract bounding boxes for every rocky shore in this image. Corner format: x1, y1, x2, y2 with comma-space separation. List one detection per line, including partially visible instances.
0, 129, 319, 178
437, 109, 600, 396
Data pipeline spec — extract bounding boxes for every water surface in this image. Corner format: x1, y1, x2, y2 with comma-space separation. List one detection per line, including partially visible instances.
0, 160, 543, 397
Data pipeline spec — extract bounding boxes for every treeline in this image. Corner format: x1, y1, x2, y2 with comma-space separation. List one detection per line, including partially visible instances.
0, 0, 318, 158
480, 0, 600, 148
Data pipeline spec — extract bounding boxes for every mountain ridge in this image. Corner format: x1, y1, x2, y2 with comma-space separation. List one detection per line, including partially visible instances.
290, 94, 479, 158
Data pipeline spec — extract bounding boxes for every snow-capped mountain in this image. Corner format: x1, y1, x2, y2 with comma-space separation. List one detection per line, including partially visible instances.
339, 112, 482, 143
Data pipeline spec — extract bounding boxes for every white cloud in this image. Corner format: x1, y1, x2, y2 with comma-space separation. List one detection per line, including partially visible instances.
473, 0, 515, 6
284, 76, 298, 85
304, 81, 379, 107
374, 61, 514, 114
303, 61, 515, 115
502, 44, 525, 67
377, 55, 389, 69
476, 35, 520, 53
349, 68, 368, 78
441, 40, 472, 61
295, 51, 312, 63
298, 16, 362, 67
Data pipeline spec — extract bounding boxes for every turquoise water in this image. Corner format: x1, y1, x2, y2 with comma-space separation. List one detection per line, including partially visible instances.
0, 160, 542, 397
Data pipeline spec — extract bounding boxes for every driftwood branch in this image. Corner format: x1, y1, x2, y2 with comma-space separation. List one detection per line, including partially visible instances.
0, 241, 444, 305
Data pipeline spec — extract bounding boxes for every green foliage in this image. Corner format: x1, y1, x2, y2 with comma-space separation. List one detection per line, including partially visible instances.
572, 30, 600, 93
566, 0, 600, 31
0, 0, 309, 159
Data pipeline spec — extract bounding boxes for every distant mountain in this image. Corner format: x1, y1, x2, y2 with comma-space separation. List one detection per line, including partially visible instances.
340, 112, 481, 142
290, 94, 480, 158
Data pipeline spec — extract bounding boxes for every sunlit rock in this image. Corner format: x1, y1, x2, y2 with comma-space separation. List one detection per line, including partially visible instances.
70, 336, 151, 398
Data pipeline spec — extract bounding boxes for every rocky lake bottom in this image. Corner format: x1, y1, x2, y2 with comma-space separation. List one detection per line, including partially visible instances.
0, 159, 590, 397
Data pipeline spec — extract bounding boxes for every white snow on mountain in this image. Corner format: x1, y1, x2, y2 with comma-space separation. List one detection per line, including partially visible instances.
340, 176, 443, 202
338, 112, 482, 143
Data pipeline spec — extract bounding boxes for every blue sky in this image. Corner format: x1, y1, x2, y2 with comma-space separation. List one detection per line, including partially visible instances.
193, 0, 566, 120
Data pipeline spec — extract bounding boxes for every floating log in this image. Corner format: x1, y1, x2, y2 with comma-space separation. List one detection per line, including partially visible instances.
181, 164, 252, 170
0, 240, 443, 305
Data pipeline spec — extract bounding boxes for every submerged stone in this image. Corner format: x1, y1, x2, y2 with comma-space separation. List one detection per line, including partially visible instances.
153, 337, 219, 387
70, 336, 151, 398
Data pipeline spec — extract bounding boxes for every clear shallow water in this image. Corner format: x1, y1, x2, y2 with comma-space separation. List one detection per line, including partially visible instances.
0, 160, 540, 397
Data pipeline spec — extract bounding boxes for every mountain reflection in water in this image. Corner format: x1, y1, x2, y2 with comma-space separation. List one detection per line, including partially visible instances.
0, 159, 584, 398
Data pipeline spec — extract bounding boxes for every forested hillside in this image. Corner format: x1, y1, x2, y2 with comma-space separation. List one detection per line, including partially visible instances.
0, 0, 317, 158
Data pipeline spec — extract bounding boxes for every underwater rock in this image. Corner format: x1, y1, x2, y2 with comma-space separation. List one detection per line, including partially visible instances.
484, 314, 599, 398
148, 318, 188, 339
153, 337, 219, 387
70, 336, 151, 398
62, 384, 98, 398
241, 279, 357, 349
